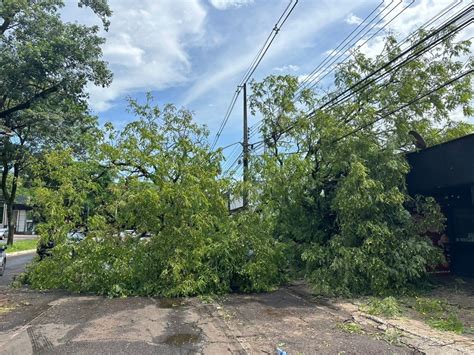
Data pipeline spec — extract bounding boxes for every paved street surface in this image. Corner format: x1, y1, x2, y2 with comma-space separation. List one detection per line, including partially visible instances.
0, 255, 412, 354
0, 252, 35, 287
0, 289, 410, 354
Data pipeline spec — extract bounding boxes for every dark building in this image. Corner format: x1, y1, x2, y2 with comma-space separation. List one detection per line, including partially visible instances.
406, 133, 474, 277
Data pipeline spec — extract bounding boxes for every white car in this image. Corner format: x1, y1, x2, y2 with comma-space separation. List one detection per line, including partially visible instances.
0, 245, 6, 276
0, 227, 7, 240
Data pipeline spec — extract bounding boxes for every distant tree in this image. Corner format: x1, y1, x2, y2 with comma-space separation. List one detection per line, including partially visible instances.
0, 0, 112, 244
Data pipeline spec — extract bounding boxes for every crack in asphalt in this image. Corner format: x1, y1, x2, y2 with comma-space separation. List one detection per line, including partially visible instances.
27, 326, 54, 354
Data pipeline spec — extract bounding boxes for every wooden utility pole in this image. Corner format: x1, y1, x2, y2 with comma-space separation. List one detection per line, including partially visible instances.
242, 83, 249, 208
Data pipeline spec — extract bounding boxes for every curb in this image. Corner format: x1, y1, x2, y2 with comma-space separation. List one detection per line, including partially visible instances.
336, 302, 474, 354
6, 250, 36, 257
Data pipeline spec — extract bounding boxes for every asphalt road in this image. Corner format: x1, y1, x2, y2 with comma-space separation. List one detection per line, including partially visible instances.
0, 251, 35, 286
0, 285, 412, 354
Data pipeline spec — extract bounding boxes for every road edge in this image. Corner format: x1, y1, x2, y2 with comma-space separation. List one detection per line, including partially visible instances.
6, 250, 36, 257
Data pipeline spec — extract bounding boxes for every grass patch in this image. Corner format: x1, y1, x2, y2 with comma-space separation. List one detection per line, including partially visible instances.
4, 239, 38, 254
337, 321, 364, 334
413, 297, 444, 315
379, 328, 403, 346
198, 294, 215, 304
426, 315, 464, 333
361, 297, 401, 318
413, 297, 464, 334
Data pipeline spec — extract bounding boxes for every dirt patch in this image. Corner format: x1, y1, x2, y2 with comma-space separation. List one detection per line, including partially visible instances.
158, 298, 186, 309
163, 333, 200, 346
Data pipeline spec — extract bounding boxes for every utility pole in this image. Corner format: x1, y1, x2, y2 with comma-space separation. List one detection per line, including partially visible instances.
242, 83, 249, 208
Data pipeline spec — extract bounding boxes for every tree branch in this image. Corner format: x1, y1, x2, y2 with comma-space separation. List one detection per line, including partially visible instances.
0, 17, 12, 35
0, 85, 59, 118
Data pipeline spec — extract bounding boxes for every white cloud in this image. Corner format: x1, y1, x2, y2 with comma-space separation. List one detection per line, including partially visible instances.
358, 0, 474, 58
182, 0, 362, 106
345, 13, 362, 25
63, 0, 207, 112
274, 64, 300, 72
209, 0, 254, 10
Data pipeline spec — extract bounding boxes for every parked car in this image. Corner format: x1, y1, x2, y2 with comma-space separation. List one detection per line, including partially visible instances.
0, 245, 7, 276
37, 230, 86, 260
67, 231, 86, 242
0, 227, 8, 240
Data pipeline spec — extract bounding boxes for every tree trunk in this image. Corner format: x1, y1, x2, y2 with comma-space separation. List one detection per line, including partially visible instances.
6, 201, 14, 245
1, 156, 19, 246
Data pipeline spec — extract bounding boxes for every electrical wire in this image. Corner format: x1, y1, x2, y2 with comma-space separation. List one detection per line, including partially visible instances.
304, 0, 415, 94
251, 5, 473, 148
211, 0, 299, 151
318, 5, 473, 113
332, 68, 474, 143
297, 0, 387, 91
297, 0, 403, 95
254, 68, 473, 156
295, 0, 464, 101
223, 152, 243, 175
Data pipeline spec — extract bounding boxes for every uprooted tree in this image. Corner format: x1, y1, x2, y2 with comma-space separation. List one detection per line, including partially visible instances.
25, 97, 285, 297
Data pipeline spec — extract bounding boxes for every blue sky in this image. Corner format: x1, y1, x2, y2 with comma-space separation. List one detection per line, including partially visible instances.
63, 0, 473, 158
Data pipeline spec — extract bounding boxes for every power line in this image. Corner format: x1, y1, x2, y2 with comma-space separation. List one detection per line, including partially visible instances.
303, 0, 415, 94
297, 0, 402, 95
332, 68, 474, 144
251, 69, 473, 158
250, 0, 416, 146
281, 5, 472, 139
211, 0, 299, 150
318, 5, 473, 113
222, 152, 243, 176
222, 146, 242, 171
295, 0, 464, 101
240, 0, 299, 86
219, 140, 241, 151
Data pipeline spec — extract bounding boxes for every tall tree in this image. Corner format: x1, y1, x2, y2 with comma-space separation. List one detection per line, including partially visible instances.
0, 0, 112, 244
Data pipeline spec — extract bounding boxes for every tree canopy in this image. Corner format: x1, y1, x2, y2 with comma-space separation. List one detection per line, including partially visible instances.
0, 0, 112, 244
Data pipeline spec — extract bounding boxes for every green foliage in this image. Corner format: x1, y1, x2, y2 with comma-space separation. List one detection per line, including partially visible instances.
379, 328, 403, 346
426, 316, 464, 334
337, 322, 364, 334
413, 297, 464, 333
414, 297, 445, 315
22, 30, 474, 299
25, 98, 284, 297
1, 0, 112, 245
361, 297, 401, 318
247, 30, 471, 296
